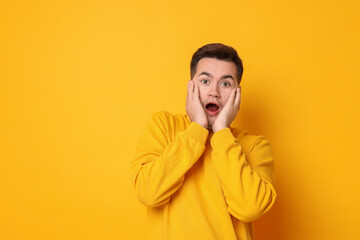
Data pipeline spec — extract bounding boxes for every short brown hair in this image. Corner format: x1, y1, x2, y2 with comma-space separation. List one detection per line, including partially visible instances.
190, 43, 243, 84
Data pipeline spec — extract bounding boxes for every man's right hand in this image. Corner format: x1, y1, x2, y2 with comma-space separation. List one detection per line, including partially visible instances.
186, 80, 208, 129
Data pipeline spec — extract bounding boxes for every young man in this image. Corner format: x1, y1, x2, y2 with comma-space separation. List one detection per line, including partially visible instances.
131, 43, 276, 239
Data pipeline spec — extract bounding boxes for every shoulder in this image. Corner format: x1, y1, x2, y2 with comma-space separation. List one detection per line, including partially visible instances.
149, 111, 190, 134
150, 111, 188, 124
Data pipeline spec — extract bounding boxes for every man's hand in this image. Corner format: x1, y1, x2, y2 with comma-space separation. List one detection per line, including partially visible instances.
186, 80, 208, 129
212, 87, 241, 132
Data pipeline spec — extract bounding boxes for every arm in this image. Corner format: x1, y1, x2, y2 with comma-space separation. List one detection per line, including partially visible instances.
210, 129, 276, 222
131, 112, 208, 208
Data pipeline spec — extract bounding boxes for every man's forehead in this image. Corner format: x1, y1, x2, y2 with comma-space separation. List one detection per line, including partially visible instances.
196, 58, 237, 79
198, 71, 235, 81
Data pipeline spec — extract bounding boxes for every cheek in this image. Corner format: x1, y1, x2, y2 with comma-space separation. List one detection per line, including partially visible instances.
221, 89, 233, 104
197, 86, 207, 102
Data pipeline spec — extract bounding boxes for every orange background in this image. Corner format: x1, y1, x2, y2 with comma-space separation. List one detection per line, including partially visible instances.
1, 0, 359, 239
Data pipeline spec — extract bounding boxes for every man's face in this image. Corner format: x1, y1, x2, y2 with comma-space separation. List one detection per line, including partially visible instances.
192, 57, 239, 127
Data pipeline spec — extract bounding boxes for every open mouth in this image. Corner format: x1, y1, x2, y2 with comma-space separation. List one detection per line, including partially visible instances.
205, 103, 220, 113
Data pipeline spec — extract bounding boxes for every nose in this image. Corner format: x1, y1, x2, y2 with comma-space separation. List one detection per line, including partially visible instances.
208, 83, 220, 98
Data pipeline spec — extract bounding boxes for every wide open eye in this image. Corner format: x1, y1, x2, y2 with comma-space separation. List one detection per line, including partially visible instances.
221, 81, 231, 87
201, 79, 210, 84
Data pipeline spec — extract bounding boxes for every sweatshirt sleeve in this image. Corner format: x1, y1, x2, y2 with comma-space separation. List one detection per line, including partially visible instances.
131, 112, 209, 208
210, 128, 276, 222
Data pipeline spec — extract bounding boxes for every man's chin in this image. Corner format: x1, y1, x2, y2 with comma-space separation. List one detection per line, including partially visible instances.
207, 117, 216, 130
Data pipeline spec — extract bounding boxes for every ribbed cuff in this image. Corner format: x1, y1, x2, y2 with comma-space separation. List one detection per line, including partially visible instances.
210, 127, 238, 148
184, 122, 209, 144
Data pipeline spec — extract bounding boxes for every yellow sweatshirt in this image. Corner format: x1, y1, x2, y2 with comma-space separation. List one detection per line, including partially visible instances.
131, 111, 276, 240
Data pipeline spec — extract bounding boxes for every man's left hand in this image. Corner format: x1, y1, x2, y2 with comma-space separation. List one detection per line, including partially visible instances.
212, 87, 241, 132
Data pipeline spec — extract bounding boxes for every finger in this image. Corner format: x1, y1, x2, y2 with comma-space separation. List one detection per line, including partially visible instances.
194, 82, 200, 99
188, 80, 195, 94
229, 88, 237, 105
234, 87, 241, 108
187, 80, 193, 101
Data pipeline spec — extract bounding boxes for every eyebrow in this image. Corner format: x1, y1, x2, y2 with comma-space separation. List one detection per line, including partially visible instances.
198, 71, 235, 81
